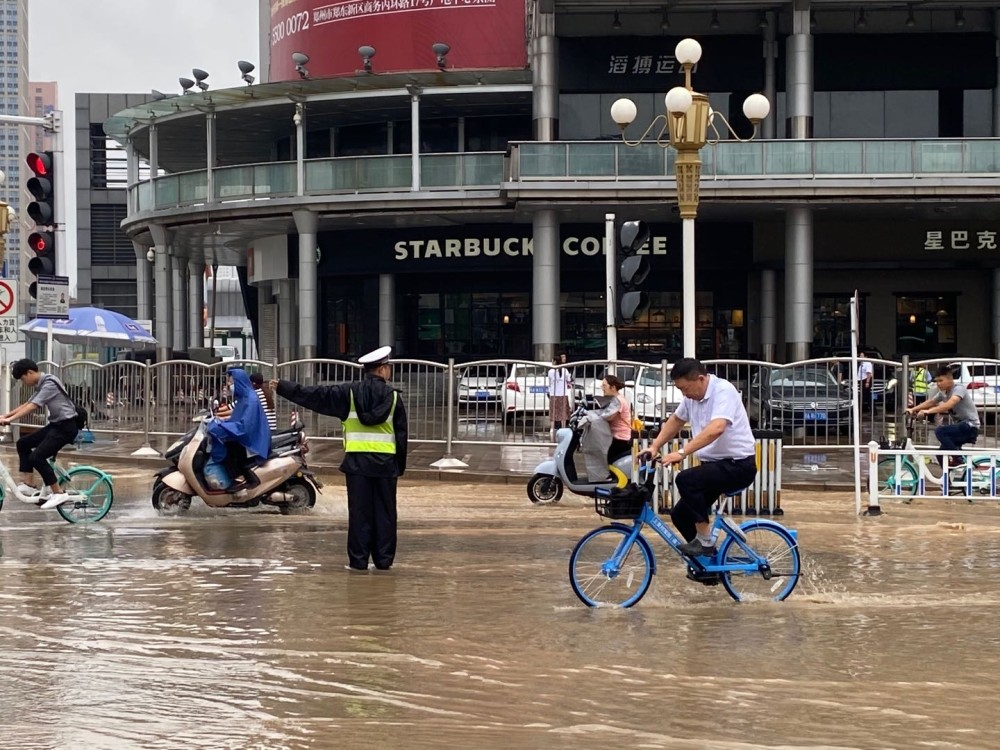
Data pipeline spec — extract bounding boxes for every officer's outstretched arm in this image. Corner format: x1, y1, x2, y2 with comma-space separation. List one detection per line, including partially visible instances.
275, 380, 351, 419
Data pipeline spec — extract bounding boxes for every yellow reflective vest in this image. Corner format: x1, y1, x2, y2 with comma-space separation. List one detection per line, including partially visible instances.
343, 390, 397, 454
912, 367, 929, 395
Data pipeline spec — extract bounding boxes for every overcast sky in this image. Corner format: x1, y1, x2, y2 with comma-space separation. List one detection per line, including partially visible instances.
25, 0, 259, 278
29, 0, 260, 108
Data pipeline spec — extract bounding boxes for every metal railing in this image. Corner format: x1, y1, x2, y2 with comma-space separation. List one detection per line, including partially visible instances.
509, 138, 1000, 181
132, 153, 506, 211
6, 356, 1000, 473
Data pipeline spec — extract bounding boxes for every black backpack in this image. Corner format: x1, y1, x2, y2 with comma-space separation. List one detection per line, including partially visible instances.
46, 376, 89, 430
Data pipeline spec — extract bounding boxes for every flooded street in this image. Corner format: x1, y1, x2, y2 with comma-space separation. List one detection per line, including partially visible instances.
1, 476, 999, 749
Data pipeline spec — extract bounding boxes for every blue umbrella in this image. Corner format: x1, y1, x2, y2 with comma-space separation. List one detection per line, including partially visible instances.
21, 307, 156, 347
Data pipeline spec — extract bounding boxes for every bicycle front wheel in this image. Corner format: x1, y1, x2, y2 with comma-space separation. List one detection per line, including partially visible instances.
569, 526, 653, 608
718, 521, 800, 602
57, 467, 114, 524
877, 458, 918, 496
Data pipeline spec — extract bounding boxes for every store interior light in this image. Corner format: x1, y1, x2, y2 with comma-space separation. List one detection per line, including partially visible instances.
955, 8, 966, 27
612, 10, 622, 29
905, 5, 916, 26
857, 8, 867, 28
660, 8, 670, 30
709, 10, 720, 29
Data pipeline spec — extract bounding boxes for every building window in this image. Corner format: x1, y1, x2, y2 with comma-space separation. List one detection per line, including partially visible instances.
896, 294, 958, 355
814, 295, 866, 355
89, 124, 128, 189
91, 280, 137, 320
90, 204, 132, 266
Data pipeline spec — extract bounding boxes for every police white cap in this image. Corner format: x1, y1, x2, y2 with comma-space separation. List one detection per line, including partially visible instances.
358, 345, 392, 368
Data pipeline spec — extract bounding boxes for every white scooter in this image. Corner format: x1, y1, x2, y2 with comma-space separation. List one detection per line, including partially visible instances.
526, 404, 636, 505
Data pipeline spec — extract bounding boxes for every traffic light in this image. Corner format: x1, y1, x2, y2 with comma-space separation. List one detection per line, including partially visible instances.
26, 151, 55, 299
616, 220, 650, 324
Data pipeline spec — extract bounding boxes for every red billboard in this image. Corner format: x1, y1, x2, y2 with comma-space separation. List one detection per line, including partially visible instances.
268, 0, 528, 81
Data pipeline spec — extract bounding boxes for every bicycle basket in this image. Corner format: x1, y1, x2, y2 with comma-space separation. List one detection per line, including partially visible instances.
594, 483, 650, 519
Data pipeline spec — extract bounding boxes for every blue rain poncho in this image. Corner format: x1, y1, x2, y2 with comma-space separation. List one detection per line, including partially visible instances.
206, 368, 271, 461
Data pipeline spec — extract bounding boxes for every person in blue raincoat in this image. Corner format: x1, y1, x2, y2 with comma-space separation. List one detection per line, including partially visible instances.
204, 368, 270, 490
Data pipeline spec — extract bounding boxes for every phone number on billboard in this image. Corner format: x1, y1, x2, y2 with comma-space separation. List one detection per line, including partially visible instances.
271, 11, 310, 46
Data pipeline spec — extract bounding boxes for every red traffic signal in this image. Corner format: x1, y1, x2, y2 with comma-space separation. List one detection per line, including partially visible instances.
26, 151, 55, 226
28, 231, 53, 254
26, 152, 52, 177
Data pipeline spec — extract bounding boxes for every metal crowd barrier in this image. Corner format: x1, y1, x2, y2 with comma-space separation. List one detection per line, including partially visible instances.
1, 356, 997, 475
657, 430, 783, 516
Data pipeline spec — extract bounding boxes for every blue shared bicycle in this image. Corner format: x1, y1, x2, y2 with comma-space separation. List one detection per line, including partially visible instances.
569, 466, 801, 607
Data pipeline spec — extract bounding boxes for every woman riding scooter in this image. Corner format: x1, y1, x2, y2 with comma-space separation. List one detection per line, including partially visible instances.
579, 375, 633, 465
203, 369, 271, 490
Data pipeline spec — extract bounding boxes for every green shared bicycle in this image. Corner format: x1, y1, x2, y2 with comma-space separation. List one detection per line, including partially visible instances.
0, 453, 114, 524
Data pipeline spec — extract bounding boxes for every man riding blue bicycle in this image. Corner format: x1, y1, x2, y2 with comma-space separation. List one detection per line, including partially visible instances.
640, 358, 757, 557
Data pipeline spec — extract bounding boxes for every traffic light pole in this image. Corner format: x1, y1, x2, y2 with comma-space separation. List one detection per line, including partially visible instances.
0, 111, 68, 296
605, 212, 617, 365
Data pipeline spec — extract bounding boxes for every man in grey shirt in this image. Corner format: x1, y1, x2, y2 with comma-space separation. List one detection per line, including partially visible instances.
905, 364, 981, 466
0, 359, 76, 509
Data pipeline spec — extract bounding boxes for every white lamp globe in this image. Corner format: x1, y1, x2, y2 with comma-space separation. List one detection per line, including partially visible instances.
610, 98, 638, 127
665, 86, 693, 115
675, 38, 703, 65
742, 93, 771, 123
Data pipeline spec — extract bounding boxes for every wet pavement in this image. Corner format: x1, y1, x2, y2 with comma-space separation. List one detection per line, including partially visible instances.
0, 468, 999, 749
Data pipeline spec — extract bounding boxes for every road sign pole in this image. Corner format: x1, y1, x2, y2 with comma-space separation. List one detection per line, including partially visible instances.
46, 319, 53, 363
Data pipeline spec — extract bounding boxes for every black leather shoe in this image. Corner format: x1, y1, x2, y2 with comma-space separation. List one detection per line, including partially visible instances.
678, 540, 717, 557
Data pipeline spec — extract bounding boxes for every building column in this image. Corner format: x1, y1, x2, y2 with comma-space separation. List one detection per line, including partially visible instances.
410, 89, 421, 191
133, 240, 152, 323
761, 269, 777, 362
763, 10, 778, 140
172, 255, 188, 352
785, 0, 814, 139
205, 110, 216, 203
533, 10, 559, 141
531, 209, 560, 362
125, 138, 138, 214
379, 273, 395, 348
993, 268, 1000, 360
148, 225, 173, 361
149, 122, 159, 206
785, 207, 813, 362
994, 10, 1000, 136
188, 259, 205, 350
277, 279, 295, 362
292, 209, 318, 359
294, 103, 305, 196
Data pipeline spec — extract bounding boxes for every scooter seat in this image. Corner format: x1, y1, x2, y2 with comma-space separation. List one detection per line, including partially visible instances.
270, 432, 300, 451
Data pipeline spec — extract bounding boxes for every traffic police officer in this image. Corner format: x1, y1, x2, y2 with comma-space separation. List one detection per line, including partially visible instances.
273, 346, 408, 571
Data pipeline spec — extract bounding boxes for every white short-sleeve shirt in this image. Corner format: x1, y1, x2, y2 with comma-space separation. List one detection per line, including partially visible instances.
673, 375, 756, 461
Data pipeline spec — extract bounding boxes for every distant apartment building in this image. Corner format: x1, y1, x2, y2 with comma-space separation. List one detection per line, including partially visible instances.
28, 80, 56, 152
0, 0, 29, 314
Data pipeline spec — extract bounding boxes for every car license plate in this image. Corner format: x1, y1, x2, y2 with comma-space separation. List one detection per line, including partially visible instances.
475, 390, 490, 399
529, 385, 547, 394
804, 411, 826, 421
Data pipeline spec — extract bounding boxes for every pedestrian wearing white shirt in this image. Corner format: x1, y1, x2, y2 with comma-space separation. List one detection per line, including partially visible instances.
641, 358, 757, 557
857, 351, 874, 412
547, 355, 573, 430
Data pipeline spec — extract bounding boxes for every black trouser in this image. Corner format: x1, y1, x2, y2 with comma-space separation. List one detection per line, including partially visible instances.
671, 456, 758, 542
345, 473, 398, 570
608, 438, 631, 465
17, 420, 78, 487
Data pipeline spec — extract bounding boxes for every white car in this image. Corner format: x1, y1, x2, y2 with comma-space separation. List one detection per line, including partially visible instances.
456, 364, 506, 405
927, 361, 999, 414
629, 365, 683, 428
502, 363, 552, 421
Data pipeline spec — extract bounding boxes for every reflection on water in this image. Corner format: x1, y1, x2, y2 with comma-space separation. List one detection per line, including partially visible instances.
0, 485, 999, 749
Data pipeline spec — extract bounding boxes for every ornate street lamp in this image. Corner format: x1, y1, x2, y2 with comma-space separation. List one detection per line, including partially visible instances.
610, 38, 771, 358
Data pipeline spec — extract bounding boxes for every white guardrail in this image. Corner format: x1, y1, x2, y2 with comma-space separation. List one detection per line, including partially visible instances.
865, 439, 1000, 515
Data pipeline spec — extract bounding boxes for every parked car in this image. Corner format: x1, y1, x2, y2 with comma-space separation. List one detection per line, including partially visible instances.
926, 361, 1000, 417
573, 364, 639, 409
456, 364, 506, 405
502, 363, 552, 421
629, 365, 683, 428
747, 364, 852, 432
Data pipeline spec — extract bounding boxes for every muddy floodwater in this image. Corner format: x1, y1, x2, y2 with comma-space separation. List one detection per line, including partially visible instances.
0, 477, 998, 750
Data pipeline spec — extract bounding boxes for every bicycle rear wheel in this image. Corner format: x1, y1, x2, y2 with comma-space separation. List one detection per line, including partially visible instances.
569, 526, 653, 608
718, 521, 800, 602
57, 467, 114, 524
877, 458, 918, 496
